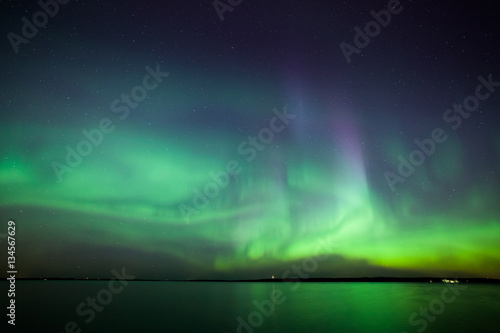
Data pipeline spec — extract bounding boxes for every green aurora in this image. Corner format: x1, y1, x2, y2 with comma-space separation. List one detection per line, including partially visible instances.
2, 109, 499, 279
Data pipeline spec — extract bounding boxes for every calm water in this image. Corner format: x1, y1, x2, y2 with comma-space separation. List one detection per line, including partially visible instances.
3, 281, 499, 332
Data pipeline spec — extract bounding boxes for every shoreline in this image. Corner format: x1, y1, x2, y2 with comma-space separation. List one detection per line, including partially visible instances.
3, 277, 499, 283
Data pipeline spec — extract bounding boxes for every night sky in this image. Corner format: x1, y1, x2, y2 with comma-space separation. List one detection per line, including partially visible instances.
1, 0, 499, 280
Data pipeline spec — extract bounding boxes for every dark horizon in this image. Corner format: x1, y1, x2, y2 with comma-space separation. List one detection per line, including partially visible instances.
5, 277, 500, 283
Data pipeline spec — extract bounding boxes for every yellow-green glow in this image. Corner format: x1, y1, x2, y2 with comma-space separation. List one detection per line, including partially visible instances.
2, 117, 499, 279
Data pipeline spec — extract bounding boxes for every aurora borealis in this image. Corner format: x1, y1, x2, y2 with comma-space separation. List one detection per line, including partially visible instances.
1, 0, 499, 280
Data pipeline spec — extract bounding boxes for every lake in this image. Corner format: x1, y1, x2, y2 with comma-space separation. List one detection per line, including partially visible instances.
3, 281, 499, 332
